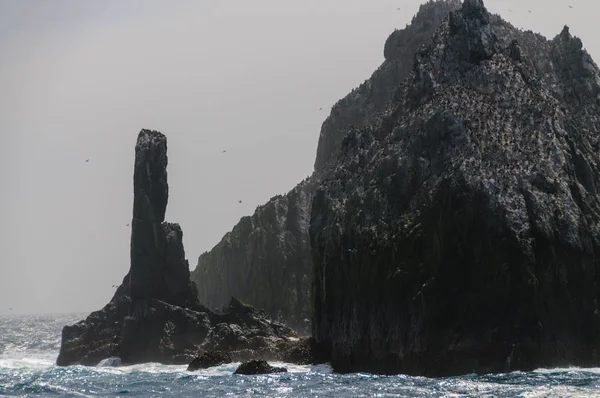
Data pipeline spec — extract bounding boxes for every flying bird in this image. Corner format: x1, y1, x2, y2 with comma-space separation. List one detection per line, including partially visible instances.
85, 159, 89, 163
126, 223, 130, 227
238, 200, 242, 204
222, 150, 227, 153
528, 10, 531, 13
319, 107, 323, 110
569, 5, 573, 8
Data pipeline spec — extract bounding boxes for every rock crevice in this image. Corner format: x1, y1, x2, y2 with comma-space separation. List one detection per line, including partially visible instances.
191, 178, 316, 332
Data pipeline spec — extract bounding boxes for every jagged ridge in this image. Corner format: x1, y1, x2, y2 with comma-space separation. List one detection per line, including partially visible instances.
313, 0, 462, 171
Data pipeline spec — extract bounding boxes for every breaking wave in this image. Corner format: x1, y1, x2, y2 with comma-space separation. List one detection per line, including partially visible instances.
1, 314, 599, 397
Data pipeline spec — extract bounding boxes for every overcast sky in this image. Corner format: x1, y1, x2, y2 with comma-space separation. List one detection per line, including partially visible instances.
0, 0, 596, 315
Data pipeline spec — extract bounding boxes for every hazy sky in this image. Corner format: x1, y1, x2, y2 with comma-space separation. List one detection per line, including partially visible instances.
1, 0, 597, 315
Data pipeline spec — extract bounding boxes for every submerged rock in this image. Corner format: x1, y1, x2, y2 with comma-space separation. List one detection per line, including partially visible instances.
56, 130, 301, 367
310, 0, 600, 376
187, 351, 232, 371
280, 336, 329, 366
234, 359, 287, 375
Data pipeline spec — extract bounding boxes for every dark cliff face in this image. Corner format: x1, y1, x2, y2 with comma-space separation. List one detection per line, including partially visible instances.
191, 178, 316, 332
57, 130, 298, 367
310, 0, 600, 377
313, 0, 462, 171
190, 0, 462, 330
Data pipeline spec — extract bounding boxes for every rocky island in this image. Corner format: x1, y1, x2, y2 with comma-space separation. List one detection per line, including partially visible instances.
56, 130, 319, 368
59, 0, 600, 378
311, 0, 600, 376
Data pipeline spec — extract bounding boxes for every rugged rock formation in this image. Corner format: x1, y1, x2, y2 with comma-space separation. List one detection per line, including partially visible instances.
56, 130, 301, 367
310, 0, 600, 376
187, 351, 232, 371
313, 0, 462, 171
279, 336, 329, 366
186, 332, 326, 371
234, 359, 287, 375
190, 0, 462, 331
192, 178, 316, 332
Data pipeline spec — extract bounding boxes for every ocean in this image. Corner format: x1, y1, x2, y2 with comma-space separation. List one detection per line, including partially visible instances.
1, 314, 599, 397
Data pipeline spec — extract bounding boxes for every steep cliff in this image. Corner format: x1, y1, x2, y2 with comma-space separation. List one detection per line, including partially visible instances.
313, 0, 462, 171
57, 130, 301, 367
190, 0, 462, 330
310, 0, 600, 376
192, 178, 316, 332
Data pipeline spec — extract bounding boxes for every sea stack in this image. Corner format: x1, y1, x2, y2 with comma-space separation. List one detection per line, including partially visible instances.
310, 0, 600, 376
57, 130, 307, 367
129, 129, 199, 317
121, 129, 201, 361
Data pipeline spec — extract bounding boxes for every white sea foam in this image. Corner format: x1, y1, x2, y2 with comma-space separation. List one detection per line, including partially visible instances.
186, 361, 333, 377
91, 361, 188, 375
533, 366, 600, 374
96, 356, 122, 367
2, 314, 600, 397
0, 356, 55, 370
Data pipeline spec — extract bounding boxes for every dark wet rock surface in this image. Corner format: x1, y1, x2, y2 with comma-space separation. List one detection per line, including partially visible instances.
234, 359, 287, 375
186, 351, 232, 371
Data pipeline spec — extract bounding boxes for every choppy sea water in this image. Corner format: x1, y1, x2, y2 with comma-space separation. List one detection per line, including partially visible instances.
1, 314, 600, 397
